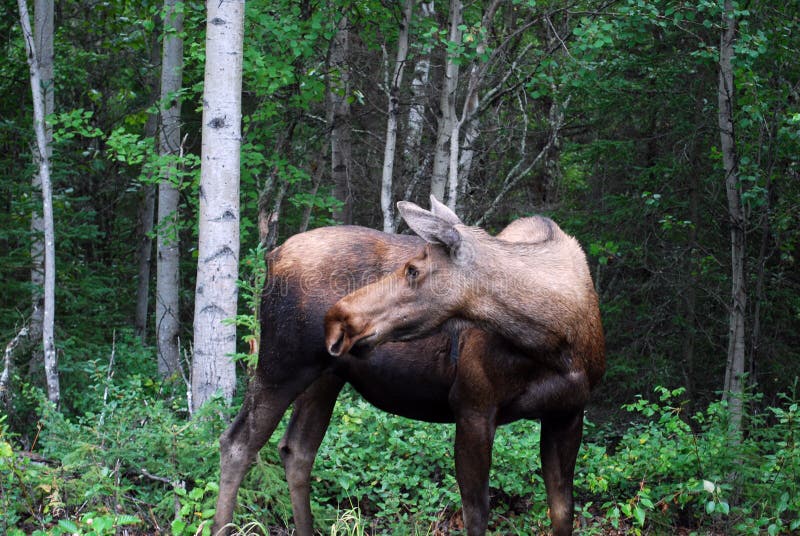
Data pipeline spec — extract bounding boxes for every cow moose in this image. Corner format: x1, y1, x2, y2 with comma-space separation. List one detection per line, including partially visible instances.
212, 196, 604, 536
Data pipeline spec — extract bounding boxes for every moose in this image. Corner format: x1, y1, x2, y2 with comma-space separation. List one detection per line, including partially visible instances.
212, 197, 604, 536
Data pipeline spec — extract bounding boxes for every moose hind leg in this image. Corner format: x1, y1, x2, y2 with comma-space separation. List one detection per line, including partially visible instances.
540, 410, 584, 536
213, 373, 313, 535
278, 374, 344, 536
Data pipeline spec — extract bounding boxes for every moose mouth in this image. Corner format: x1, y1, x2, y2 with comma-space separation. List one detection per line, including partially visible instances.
326, 327, 379, 357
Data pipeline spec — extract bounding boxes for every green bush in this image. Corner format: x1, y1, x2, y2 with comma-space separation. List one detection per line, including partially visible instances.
4, 338, 799, 536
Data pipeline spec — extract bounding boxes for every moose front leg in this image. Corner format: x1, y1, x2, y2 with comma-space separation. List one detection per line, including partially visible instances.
454, 409, 497, 536
540, 410, 584, 536
278, 374, 344, 536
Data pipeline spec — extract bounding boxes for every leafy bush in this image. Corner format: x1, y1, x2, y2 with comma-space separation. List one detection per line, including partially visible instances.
4, 338, 799, 536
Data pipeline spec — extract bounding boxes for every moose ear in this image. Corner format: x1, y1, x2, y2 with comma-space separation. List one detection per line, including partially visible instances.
397, 200, 462, 251
428, 195, 462, 226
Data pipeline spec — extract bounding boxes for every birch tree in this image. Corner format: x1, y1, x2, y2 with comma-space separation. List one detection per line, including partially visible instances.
18, 0, 59, 407
397, 1, 434, 225
156, 0, 184, 376
192, 0, 244, 411
430, 0, 462, 203
380, 0, 413, 233
28, 0, 52, 371
718, 0, 746, 436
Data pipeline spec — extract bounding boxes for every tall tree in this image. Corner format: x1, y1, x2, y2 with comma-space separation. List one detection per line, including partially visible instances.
380, 0, 413, 233
430, 0, 462, 203
329, 15, 353, 224
134, 25, 163, 344
155, 0, 184, 376
18, 0, 59, 407
192, 0, 244, 411
718, 0, 746, 435
397, 0, 434, 225
27, 0, 53, 373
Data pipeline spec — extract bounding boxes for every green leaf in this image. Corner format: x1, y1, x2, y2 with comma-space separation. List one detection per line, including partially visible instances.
58, 520, 80, 533
633, 505, 646, 526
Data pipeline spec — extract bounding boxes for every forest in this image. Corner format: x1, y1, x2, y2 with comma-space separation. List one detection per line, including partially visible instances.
1, 0, 799, 534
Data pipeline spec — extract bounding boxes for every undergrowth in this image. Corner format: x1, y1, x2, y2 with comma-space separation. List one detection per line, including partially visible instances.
1, 334, 798, 535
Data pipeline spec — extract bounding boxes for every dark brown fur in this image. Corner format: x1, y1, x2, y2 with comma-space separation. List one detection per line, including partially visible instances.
323, 200, 605, 535
213, 217, 604, 536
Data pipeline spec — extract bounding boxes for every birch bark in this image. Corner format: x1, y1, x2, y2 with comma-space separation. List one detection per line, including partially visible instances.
430, 0, 461, 202
192, 0, 244, 411
380, 0, 413, 233
28, 0, 52, 371
19, 0, 59, 407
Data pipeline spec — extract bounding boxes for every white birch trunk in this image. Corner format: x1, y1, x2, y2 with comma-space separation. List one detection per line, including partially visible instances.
192, 0, 244, 411
156, 0, 184, 376
19, 0, 59, 407
430, 0, 462, 202
718, 0, 746, 436
28, 0, 52, 367
380, 0, 413, 233
457, 115, 479, 198
446, 0, 500, 212
398, 1, 433, 216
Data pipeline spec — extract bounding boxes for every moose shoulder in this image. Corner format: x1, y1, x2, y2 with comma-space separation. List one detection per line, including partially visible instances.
212, 199, 604, 536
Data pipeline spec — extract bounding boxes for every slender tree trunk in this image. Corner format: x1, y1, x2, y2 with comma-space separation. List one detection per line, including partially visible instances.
444, 0, 499, 211
430, 0, 462, 202
134, 21, 163, 344
28, 0, 53, 373
156, 0, 184, 376
380, 0, 413, 233
134, 168, 156, 342
394, 2, 434, 199
299, 154, 325, 233
19, 0, 59, 407
192, 0, 244, 411
718, 0, 746, 436
329, 16, 353, 224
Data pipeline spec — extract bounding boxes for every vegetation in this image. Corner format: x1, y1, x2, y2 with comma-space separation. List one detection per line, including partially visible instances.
1, 0, 798, 534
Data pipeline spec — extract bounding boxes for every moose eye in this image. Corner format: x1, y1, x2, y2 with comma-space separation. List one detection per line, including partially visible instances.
405, 265, 419, 280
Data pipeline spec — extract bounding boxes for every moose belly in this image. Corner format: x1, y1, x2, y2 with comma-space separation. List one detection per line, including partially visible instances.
336, 334, 457, 423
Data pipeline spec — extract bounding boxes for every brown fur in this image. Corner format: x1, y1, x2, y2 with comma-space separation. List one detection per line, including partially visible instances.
213, 216, 604, 536
323, 204, 605, 535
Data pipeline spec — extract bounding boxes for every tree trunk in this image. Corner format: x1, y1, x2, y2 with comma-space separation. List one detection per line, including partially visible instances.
430, 0, 462, 202
718, 0, 746, 437
329, 16, 353, 224
19, 0, 59, 407
402, 3, 433, 166
156, 0, 184, 376
192, 0, 244, 411
28, 0, 53, 375
134, 21, 163, 344
380, 0, 413, 233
